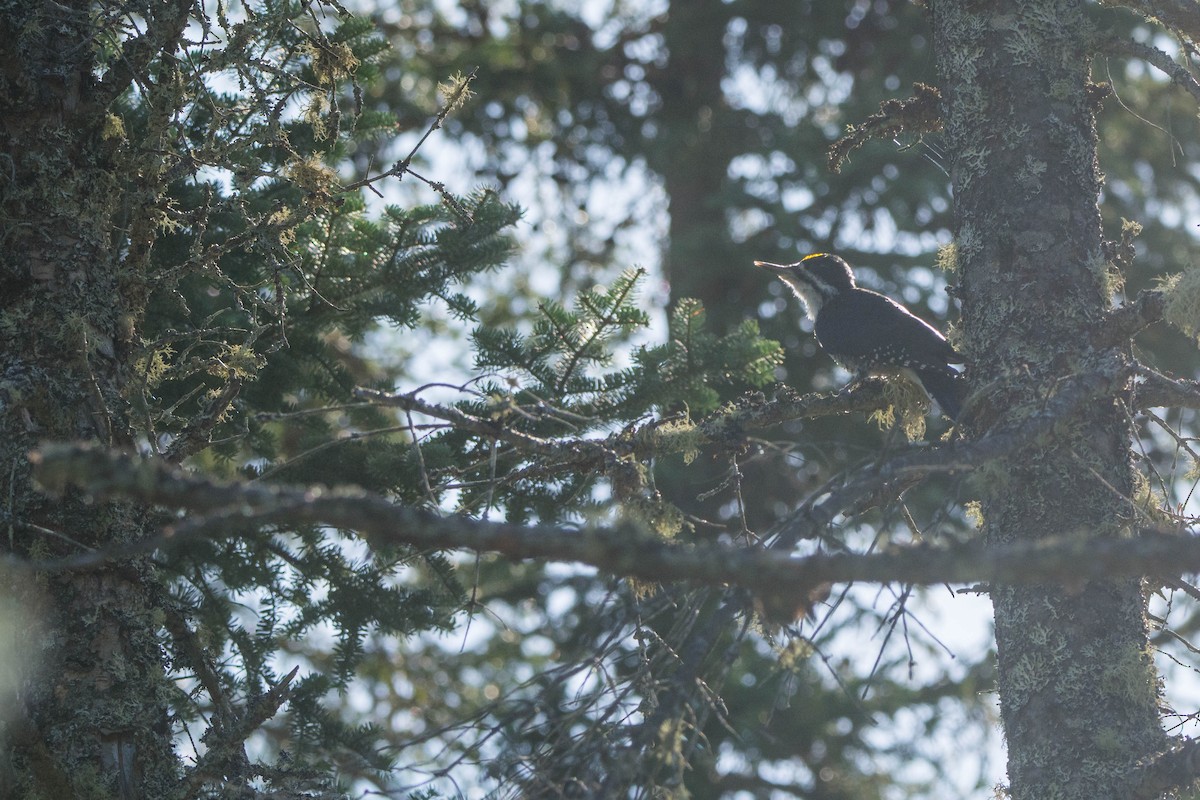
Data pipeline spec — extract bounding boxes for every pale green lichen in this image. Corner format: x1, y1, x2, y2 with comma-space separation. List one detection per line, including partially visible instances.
935, 242, 958, 273
964, 500, 984, 529
651, 418, 704, 465
1162, 266, 1200, 343
868, 378, 928, 442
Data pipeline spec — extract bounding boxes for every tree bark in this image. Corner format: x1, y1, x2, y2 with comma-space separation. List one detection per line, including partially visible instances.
932, 2, 1167, 798
0, 4, 178, 797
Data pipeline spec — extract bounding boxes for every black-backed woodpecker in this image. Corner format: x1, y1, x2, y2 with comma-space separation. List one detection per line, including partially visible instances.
755, 253, 966, 420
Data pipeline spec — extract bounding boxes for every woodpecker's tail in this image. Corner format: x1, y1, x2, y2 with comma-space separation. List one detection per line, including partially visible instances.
915, 365, 966, 421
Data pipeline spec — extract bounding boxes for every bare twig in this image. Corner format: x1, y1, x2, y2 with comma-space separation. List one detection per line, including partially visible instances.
164, 374, 243, 463
339, 68, 478, 212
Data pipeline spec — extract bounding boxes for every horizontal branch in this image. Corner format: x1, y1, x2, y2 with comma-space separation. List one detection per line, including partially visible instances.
24, 445, 1200, 612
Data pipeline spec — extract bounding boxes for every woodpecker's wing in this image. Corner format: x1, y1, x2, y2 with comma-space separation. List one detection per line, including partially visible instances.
812, 289, 961, 373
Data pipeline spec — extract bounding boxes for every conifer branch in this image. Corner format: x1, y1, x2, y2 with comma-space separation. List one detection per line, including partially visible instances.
770, 358, 1125, 546
177, 665, 301, 797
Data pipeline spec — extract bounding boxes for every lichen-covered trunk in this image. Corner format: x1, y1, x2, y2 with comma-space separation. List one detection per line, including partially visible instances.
0, 4, 177, 797
932, 2, 1165, 798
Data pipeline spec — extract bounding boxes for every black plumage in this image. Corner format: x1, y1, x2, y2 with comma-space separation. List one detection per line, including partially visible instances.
755, 253, 966, 419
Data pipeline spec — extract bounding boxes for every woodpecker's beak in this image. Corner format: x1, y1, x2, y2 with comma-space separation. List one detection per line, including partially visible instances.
753, 260, 792, 275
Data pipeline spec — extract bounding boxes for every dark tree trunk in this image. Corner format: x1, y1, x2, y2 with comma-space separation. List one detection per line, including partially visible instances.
932, 2, 1166, 797
0, 4, 178, 797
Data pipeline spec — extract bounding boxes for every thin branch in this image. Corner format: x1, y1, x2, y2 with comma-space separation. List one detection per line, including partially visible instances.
355, 386, 588, 460
339, 68, 478, 212
1102, 0, 1200, 46
1101, 35, 1200, 103
164, 373, 242, 464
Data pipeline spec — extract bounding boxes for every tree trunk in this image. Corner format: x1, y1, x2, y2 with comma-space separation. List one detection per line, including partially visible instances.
0, 5, 178, 797
656, 1, 751, 328
932, 2, 1166, 797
